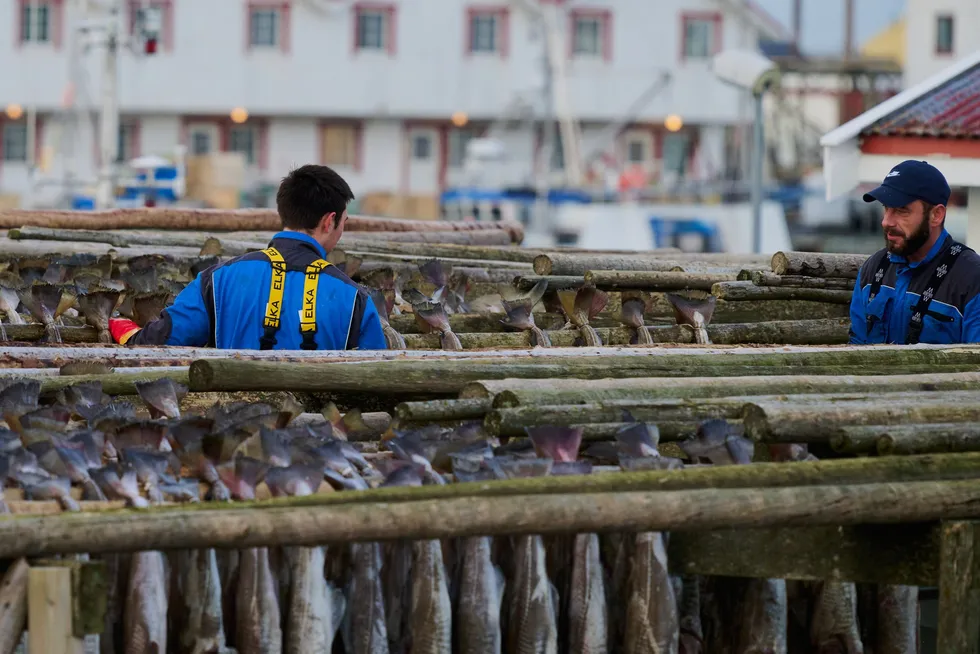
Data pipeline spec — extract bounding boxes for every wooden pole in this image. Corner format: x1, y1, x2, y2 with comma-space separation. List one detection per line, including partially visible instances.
874, 424, 980, 456
711, 281, 853, 304
534, 254, 764, 276
2, 481, 980, 557
462, 371, 980, 406
27, 567, 84, 654
583, 270, 738, 291
770, 252, 868, 279
37, 369, 189, 396
936, 521, 980, 654
746, 271, 855, 290
393, 398, 493, 422
0, 559, 28, 654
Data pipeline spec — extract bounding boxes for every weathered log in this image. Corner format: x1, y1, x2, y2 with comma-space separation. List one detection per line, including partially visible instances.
534, 252, 771, 276
513, 275, 586, 291
345, 250, 533, 270
1, 480, 980, 557
394, 398, 493, 422
0, 238, 208, 261
937, 521, 980, 654
584, 270, 738, 291
356, 262, 524, 283
38, 369, 190, 396
8, 226, 264, 256
464, 371, 980, 407
0, 324, 98, 343
869, 424, 980, 456
0, 209, 526, 241
343, 230, 514, 246
770, 252, 868, 279
0, 558, 28, 654
744, 391, 980, 443
388, 312, 567, 335
711, 280, 853, 304
745, 270, 856, 290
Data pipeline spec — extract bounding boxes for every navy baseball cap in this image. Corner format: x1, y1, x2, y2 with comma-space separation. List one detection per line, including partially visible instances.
863, 160, 951, 207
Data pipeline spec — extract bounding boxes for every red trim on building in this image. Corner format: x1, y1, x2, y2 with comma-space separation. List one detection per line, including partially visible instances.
860, 136, 980, 158
246, 0, 291, 53
465, 6, 510, 57
568, 8, 612, 61
127, 0, 174, 51
15, 0, 64, 49
679, 11, 723, 61
352, 2, 397, 55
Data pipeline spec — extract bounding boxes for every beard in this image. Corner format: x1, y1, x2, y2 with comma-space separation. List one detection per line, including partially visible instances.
884, 215, 931, 257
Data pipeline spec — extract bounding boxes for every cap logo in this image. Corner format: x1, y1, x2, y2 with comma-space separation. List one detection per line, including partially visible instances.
886, 170, 900, 178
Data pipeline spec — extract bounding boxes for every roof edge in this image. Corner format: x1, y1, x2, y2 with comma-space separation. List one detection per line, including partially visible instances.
820, 49, 980, 148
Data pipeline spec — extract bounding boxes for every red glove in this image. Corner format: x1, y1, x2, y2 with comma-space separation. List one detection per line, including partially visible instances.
109, 318, 142, 345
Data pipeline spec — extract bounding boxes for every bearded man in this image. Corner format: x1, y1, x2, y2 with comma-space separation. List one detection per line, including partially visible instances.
849, 160, 980, 345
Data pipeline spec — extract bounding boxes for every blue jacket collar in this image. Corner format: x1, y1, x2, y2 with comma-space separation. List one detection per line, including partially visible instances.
887, 229, 950, 268
271, 231, 328, 259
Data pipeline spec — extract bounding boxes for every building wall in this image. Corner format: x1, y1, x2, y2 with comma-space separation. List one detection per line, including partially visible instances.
905, 0, 980, 87
0, 0, 777, 203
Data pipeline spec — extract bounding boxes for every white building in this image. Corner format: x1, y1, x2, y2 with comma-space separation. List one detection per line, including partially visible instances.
0, 0, 785, 207
905, 0, 980, 87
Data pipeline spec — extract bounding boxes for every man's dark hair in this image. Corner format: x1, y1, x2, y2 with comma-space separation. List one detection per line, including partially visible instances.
276, 164, 354, 231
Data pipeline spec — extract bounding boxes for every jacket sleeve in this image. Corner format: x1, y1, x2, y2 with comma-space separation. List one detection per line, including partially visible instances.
961, 294, 980, 344
129, 276, 212, 347
848, 275, 868, 345
355, 300, 388, 350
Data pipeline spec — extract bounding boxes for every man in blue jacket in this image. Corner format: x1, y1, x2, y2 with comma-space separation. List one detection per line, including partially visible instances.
849, 159, 980, 345
109, 164, 387, 350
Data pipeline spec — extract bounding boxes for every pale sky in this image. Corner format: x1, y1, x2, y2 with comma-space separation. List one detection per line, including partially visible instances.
753, 0, 905, 55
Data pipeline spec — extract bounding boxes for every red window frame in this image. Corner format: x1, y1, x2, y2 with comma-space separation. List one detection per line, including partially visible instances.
16, 0, 64, 49
680, 11, 722, 61
127, 0, 175, 52
246, 0, 291, 53
465, 6, 509, 57
569, 8, 612, 62
352, 2, 397, 55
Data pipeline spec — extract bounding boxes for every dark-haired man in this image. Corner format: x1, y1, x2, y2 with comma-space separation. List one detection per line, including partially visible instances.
109, 164, 386, 350
849, 160, 980, 345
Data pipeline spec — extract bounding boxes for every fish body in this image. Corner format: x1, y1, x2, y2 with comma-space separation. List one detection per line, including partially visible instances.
345, 542, 390, 654
508, 533, 558, 654
383, 541, 414, 654
237, 547, 282, 654
170, 548, 227, 654
285, 545, 345, 654
457, 536, 504, 654
810, 581, 864, 654
624, 531, 678, 654
876, 584, 918, 654
569, 532, 608, 654
738, 578, 788, 654
124, 550, 169, 654
408, 539, 453, 654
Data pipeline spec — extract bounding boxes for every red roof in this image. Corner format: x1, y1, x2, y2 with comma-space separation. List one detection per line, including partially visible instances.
861, 64, 980, 139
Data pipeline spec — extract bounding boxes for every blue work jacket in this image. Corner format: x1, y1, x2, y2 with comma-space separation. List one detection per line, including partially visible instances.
849, 230, 980, 345
130, 231, 386, 350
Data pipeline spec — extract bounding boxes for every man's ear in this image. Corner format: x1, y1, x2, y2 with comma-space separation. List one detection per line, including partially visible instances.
319, 212, 337, 231
932, 204, 947, 227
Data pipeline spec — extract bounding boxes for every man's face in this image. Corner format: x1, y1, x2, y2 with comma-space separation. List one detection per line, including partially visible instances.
881, 200, 932, 257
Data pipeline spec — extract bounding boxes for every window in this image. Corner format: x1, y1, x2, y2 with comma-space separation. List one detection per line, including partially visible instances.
682, 14, 720, 59
250, 8, 280, 47
412, 135, 432, 160
469, 10, 505, 54
570, 10, 610, 60
448, 127, 477, 167
190, 130, 213, 155
627, 140, 645, 164
663, 132, 690, 177
117, 121, 139, 162
551, 134, 565, 171
936, 15, 954, 54
20, 1, 51, 43
2, 123, 28, 162
355, 6, 394, 52
321, 124, 358, 167
229, 125, 256, 165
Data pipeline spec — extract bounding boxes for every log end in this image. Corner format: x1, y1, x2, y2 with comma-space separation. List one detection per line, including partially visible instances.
771, 251, 789, 276
876, 434, 896, 457
736, 269, 755, 281
583, 270, 596, 284
492, 390, 522, 409
532, 254, 553, 276
6, 228, 22, 240
483, 410, 503, 437
187, 360, 215, 392
741, 404, 772, 442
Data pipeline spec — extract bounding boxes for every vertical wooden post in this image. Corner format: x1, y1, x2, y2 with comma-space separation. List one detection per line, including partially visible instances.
937, 521, 980, 654
0, 559, 29, 654
27, 567, 84, 654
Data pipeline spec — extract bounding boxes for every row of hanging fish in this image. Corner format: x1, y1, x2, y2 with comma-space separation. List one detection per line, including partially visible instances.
0, 371, 917, 653
0, 251, 717, 350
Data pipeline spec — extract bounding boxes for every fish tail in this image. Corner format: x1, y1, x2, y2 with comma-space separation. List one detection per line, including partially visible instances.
666, 293, 717, 328
440, 330, 463, 351
526, 426, 584, 463
383, 323, 407, 349
530, 325, 552, 347
579, 325, 603, 347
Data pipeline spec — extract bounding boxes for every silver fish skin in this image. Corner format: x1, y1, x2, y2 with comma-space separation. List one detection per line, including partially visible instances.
508, 534, 558, 654
409, 539, 452, 654
171, 548, 228, 654
383, 541, 413, 654
569, 532, 608, 654
579, 325, 603, 347
345, 542, 390, 654
286, 545, 345, 654
236, 547, 282, 654
738, 578, 787, 654
457, 536, 504, 654
624, 532, 679, 654
691, 314, 711, 345
876, 584, 918, 654
810, 581, 864, 654
124, 550, 168, 654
